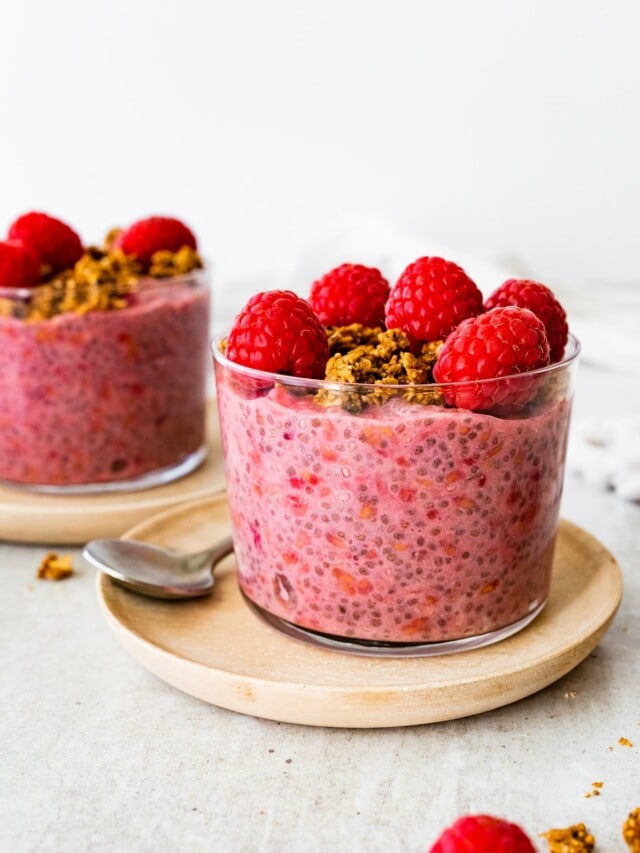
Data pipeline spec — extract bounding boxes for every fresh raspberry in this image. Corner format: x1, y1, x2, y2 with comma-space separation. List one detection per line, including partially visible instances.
433, 306, 550, 411
8, 212, 83, 275
115, 216, 197, 268
309, 263, 390, 327
429, 814, 536, 853
485, 278, 568, 362
385, 256, 483, 344
226, 290, 329, 379
0, 240, 42, 289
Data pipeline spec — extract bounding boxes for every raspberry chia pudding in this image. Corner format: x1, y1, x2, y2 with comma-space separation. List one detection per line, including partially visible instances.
0, 212, 210, 491
215, 261, 578, 652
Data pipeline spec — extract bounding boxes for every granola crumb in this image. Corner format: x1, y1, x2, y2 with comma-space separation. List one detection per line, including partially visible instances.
592, 782, 603, 788
564, 690, 578, 699
623, 808, 640, 852
316, 327, 444, 411
326, 324, 385, 355
539, 823, 595, 852
148, 245, 203, 278
535, 368, 571, 404
103, 226, 123, 250
37, 553, 74, 581
419, 338, 445, 369
619, 737, 634, 748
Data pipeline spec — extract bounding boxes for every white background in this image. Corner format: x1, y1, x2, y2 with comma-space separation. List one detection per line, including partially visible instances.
1, 0, 639, 291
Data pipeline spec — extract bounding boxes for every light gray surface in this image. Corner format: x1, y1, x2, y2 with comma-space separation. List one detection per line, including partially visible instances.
2, 363, 639, 853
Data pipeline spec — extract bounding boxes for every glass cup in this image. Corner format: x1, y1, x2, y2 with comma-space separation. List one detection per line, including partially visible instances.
213, 334, 580, 656
0, 270, 210, 493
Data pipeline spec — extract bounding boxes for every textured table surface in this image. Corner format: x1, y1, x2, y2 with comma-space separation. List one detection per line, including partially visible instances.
2, 362, 639, 853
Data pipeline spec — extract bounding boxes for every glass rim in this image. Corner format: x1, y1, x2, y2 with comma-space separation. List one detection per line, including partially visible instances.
0, 265, 210, 302
211, 331, 581, 392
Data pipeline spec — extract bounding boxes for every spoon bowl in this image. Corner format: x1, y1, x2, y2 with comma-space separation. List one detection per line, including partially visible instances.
83, 535, 235, 599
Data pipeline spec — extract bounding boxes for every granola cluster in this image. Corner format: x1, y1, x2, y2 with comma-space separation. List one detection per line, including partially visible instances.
624, 808, 640, 852
0, 237, 203, 322
37, 553, 74, 581
315, 325, 444, 412
539, 823, 596, 852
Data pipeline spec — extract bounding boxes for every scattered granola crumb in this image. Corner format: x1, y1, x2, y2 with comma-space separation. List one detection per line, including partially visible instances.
623, 808, 640, 852
592, 782, 603, 789
564, 690, 578, 699
37, 553, 74, 581
591, 790, 600, 797
584, 793, 591, 799
539, 822, 595, 852
619, 737, 634, 748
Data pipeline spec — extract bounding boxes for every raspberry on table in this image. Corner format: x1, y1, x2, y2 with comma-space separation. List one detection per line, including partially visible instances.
225, 290, 329, 379
8, 212, 83, 275
433, 305, 551, 411
385, 256, 483, 344
429, 814, 536, 853
485, 278, 568, 362
115, 216, 197, 269
0, 240, 42, 289
309, 263, 390, 327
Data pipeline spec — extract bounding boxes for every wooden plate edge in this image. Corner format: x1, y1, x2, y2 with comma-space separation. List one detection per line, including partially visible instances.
95, 515, 623, 728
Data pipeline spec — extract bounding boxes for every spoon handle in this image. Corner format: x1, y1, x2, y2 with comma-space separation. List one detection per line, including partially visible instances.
185, 536, 235, 573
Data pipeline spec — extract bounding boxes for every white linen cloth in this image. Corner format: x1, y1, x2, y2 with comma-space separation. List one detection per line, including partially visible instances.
567, 414, 640, 502
556, 282, 640, 377
558, 282, 640, 503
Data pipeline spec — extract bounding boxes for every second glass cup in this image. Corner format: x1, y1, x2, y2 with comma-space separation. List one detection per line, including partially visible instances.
0, 269, 210, 493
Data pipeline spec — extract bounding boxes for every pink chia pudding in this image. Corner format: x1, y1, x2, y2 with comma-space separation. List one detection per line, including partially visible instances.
0, 272, 210, 489
214, 347, 577, 646
0, 212, 210, 491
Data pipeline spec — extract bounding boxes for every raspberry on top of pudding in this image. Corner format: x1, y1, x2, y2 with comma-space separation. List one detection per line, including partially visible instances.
222, 256, 559, 416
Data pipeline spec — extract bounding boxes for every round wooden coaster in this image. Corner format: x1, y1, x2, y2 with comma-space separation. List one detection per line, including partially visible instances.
0, 401, 225, 545
96, 495, 622, 728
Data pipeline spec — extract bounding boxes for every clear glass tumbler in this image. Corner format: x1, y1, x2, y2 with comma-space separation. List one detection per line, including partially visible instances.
213, 334, 580, 656
0, 270, 210, 492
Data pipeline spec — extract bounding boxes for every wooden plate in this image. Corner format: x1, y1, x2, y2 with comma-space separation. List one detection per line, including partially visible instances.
0, 401, 225, 545
96, 495, 623, 728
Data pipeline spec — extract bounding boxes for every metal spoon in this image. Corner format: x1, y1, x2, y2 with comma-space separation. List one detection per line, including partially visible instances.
83, 535, 234, 600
